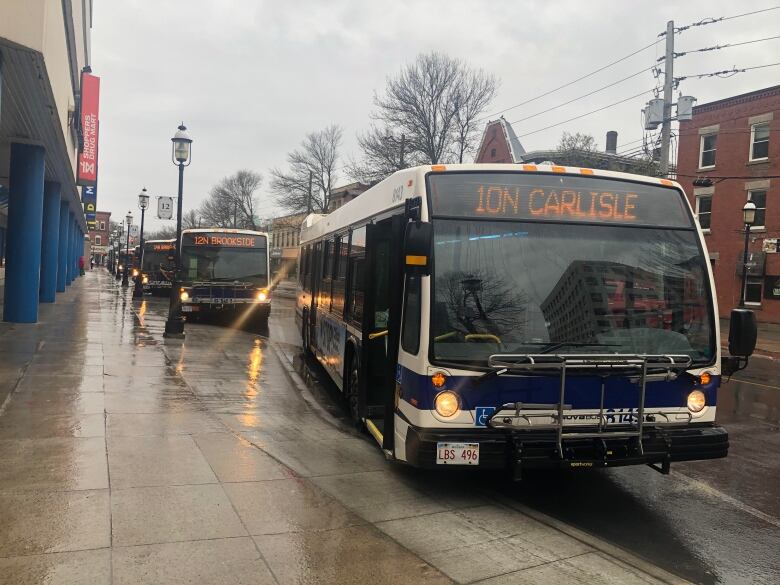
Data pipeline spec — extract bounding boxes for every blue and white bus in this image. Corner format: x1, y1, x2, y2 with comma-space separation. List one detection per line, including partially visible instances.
296, 164, 755, 478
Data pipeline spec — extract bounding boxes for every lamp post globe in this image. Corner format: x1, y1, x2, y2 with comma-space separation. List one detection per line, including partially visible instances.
164, 123, 193, 338
739, 200, 758, 307
133, 189, 150, 298
121, 212, 132, 287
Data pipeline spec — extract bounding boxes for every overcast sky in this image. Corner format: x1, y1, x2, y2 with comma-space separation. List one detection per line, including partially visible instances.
91, 0, 778, 234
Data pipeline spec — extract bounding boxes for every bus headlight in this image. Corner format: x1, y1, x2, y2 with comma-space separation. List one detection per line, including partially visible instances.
118, 264, 123, 271
180, 290, 190, 302
256, 289, 268, 302
434, 391, 460, 418
142, 275, 149, 284
687, 390, 706, 413
132, 268, 139, 277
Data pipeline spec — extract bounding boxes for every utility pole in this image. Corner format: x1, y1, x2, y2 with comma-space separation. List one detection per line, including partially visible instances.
306, 171, 313, 214
659, 20, 674, 177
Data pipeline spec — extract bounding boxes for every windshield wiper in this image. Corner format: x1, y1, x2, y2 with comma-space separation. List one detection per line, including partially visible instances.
474, 367, 508, 384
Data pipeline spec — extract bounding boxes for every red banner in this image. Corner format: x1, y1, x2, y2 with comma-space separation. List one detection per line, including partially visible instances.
77, 72, 100, 186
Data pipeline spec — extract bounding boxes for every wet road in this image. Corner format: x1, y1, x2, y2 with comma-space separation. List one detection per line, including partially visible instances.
257, 295, 780, 585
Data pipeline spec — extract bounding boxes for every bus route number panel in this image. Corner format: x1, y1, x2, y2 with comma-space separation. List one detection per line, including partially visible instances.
436, 442, 479, 465
428, 173, 694, 228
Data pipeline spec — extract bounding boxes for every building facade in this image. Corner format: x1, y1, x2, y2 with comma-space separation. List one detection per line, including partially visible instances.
88, 210, 110, 265
0, 0, 94, 321
269, 212, 306, 278
678, 85, 780, 322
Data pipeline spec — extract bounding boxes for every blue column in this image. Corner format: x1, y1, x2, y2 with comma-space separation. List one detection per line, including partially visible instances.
66, 212, 75, 285
57, 202, 69, 292
39, 182, 61, 302
3, 143, 45, 323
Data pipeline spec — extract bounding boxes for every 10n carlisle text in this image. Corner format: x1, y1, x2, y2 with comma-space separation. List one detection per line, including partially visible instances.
475, 185, 639, 222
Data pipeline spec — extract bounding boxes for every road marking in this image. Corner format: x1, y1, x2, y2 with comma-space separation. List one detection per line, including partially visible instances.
674, 472, 780, 529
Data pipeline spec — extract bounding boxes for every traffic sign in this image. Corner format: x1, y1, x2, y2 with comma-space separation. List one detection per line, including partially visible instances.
158, 196, 173, 220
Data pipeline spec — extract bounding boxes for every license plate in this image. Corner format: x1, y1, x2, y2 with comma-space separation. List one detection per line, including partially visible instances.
181, 306, 199, 312
436, 442, 479, 465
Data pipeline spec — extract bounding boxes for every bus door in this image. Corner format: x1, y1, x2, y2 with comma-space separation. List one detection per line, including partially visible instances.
308, 241, 324, 345
362, 214, 405, 451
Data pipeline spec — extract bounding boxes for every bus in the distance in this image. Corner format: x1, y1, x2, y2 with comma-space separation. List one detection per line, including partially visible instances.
141, 239, 175, 295
178, 228, 271, 327
296, 163, 756, 479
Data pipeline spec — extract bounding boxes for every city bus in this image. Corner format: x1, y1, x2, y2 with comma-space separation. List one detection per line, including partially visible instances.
141, 239, 175, 295
296, 163, 756, 478
178, 228, 271, 327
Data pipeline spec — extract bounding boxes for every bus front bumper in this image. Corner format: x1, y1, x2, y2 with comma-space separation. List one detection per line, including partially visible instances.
403, 423, 728, 477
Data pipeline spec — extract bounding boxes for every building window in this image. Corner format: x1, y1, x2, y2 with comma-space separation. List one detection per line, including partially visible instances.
748, 190, 766, 229
699, 134, 717, 168
750, 123, 770, 161
695, 195, 712, 231
490, 148, 497, 158
100, 221, 106, 231
95, 235, 101, 245
745, 277, 763, 305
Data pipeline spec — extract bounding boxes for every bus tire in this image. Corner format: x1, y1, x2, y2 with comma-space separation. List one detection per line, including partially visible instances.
345, 351, 362, 427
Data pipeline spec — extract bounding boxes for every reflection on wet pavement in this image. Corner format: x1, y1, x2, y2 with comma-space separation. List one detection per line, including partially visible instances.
0, 270, 712, 583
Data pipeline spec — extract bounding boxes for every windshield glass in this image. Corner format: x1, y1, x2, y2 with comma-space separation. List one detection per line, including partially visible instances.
142, 245, 174, 276
181, 245, 268, 285
431, 219, 714, 365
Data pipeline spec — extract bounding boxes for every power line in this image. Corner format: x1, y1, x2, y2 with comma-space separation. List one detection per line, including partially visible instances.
513, 89, 653, 138
509, 66, 654, 125
676, 61, 780, 81
477, 39, 659, 122
662, 34, 780, 61
662, 6, 780, 35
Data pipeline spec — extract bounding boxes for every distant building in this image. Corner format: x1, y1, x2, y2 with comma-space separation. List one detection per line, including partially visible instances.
328, 182, 370, 212
678, 84, 780, 322
474, 118, 659, 175
88, 211, 111, 265
269, 212, 306, 278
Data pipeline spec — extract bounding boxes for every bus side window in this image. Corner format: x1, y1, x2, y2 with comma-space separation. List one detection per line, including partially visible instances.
348, 226, 366, 328
331, 234, 349, 316
401, 275, 421, 354
321, 239, 334, 309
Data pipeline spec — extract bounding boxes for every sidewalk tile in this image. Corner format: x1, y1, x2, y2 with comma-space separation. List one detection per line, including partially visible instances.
224, 478, 364, 535
111, 484, 247, 546
0, 437, 108, 491
112, 538, 276, 585
0, 549, 111, 585
0, 412, 105, 439
192, 433, 291, 482
377, 511, 494, 556
107, 435, 217, 488
106, 412, 224, 437
254, 525, 453, 585
476, 552, 662, 584
0, 489, 110, 556
6, 390, 104, 415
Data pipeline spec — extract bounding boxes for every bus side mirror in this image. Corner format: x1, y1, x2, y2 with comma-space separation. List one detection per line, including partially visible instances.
404, 221, 432, 276
728, 308, 757, 357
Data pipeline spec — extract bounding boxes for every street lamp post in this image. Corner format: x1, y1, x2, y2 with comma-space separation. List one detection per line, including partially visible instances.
114, 238, 122, 280
133, 188, 150, 298
121, 212, 132, 287
164, 123, 193, 338
739, 200, 757, 308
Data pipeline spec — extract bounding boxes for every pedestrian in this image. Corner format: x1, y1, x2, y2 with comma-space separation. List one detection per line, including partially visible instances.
79, 255, 85, 276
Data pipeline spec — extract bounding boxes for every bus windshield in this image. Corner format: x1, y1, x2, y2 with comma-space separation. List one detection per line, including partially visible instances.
181, 234, 268, 286
429, 178, 715, 366
142, 243, 174, 275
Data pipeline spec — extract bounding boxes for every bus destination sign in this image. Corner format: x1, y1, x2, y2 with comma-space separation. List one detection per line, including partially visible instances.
429, 173, 693, 228
183, 233, 266, 248
150, 242, 174, 252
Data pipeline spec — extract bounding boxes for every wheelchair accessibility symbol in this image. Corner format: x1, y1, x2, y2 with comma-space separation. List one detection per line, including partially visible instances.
475, 407, 496, 427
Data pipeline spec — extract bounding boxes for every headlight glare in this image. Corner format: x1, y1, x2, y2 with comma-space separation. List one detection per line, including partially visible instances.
142, 275, 149, 284
256, 289, 268, 301
180, 291, 189, 302
434, 391, 459, 418
687, 390, 706, 413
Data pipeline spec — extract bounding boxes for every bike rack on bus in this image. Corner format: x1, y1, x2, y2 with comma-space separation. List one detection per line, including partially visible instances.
484, 354, 693, 461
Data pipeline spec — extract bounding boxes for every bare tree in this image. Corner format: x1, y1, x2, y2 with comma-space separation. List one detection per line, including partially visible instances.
182, 209, 201, 229
200, 170, 263, 229
270, 125, 342, 213
356, 52, 497, 177
145, 226, 177, 240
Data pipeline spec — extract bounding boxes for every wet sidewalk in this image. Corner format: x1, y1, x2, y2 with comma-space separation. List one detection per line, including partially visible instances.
0, 270, 684, 584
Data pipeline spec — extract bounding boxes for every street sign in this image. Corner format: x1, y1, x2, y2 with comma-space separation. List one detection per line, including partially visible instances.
158, 196, 173, 220
129, 225, 139, 238
763, 238, 778, 253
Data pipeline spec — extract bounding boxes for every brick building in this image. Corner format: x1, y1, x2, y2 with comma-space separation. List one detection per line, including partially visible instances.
88, 211, 111, 266
678, 85, 779, 322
